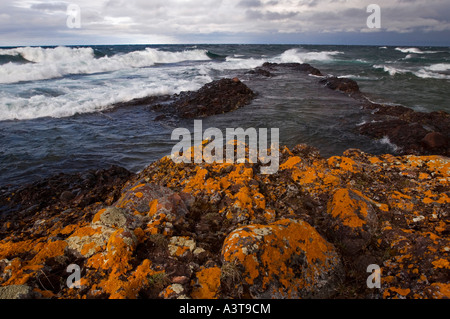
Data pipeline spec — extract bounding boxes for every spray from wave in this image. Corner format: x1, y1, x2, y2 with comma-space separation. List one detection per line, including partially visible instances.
395, 47, 441, 54
373, 64, 405, 76
275, 48, 343, 64
414, 63, 450, 79
0, 74, 212, 121
373, 62, 450, 79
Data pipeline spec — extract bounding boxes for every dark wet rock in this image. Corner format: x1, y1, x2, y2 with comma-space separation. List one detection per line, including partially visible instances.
359, 120, 430, 154
320, 76, 360, 94
358, 107, 449, 156
324, 188, 378, 256
60, 191, 75, 203
257, 62, 323, 76
153, 78, 256, 118
0, 165, 134, 218
110, 95, 171, 110
363, 102, 411, 117
246, 67, 273, 77
422, 132, 448, 150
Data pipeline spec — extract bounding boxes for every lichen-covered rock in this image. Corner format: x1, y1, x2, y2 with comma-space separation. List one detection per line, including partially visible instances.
0, 141, 448, 299
221, 219, 343, 298
190, 266, 221, 299
115, 181, 192, 236
65, 225, 115, 258
168, 236, 197, 258
92, 207, 129, 228
159, 283, 188, 299
325, 188, 378, 255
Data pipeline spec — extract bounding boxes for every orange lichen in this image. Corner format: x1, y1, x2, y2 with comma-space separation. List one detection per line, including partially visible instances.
134, 192, 143, 198
31, 240, 67, 264
222, 219, 341, 297
133, 227, 146, 243
432, 258, 450, 269
339, 157, 357, 172
148, 199, 158, 217
280, 156, 302, 170
69, 225, 103, 238
428, 283, 450, 298
327, 188, 367, 228
385, 287, 411, 298
191, 267, 221, 299
0, 238, 44, 260
92, 208, 107, 223
1, 140, 449, 299
131, 183, 146, 191
81, 242, 98, 256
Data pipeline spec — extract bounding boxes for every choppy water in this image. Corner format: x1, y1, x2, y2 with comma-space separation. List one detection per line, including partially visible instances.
1, 44, 449, 188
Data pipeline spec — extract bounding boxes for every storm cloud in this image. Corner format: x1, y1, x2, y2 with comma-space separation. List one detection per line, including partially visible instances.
1, 0, 449, 46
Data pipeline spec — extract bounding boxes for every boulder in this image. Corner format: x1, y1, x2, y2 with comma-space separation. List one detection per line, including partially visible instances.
324, 188, 378, 255
221, 218, 343, 298
421, 132, 448, 150
153, 78, 256, 118
260, 62, 323, 76
320, 76, 360, 94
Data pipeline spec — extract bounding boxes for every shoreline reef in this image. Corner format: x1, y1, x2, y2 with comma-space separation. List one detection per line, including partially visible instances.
0, 62, 449, 299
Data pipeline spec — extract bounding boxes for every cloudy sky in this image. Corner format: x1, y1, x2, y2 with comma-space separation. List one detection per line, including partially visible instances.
1, 0, 449, 46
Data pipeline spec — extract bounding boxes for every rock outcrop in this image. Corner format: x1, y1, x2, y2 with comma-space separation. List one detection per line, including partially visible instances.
358, 105, 449, 156
248, 62, 323, 77
319, 76, 360, 95
0, 62, 448, 299
152, 78, 256, 118
245, 62, 449, 157
0, 141, 448, 299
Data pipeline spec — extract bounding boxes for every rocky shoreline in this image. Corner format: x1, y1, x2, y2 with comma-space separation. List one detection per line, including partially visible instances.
0, 62, 449, 299
109, 62, 449, 157
250, 62, 449, 157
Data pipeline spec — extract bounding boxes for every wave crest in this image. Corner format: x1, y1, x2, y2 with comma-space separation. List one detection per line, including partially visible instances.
395, 47, 441, 54
0, 46, 210, 84
276, 48, 343, 63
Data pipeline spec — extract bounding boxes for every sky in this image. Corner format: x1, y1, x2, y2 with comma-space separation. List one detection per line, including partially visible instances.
0, 0, 449, 46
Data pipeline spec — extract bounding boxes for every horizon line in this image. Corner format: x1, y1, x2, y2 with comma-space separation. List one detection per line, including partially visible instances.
1, 43, 449, 48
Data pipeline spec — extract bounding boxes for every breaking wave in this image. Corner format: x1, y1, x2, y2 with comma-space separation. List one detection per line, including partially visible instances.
0, 46, 210, 84
275, 48, 343, 64
395, 47, 441, 54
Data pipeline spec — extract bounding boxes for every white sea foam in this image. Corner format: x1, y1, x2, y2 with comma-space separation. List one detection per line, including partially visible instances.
356, 120, 367, 126
373, 64, 404, 76
203, 48, 342, 74
374, 62, 450, 79
0, 66, 212, 121
414, 69, 450, 80
338, 74, 379, 81
412, 63, 450, 79
426, 63, 450, 72
395, 47, 424, 54
378, 136, 401, 153
0, 46, 210, 84
395, 47, 441, 54
275, 48, 343, 64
